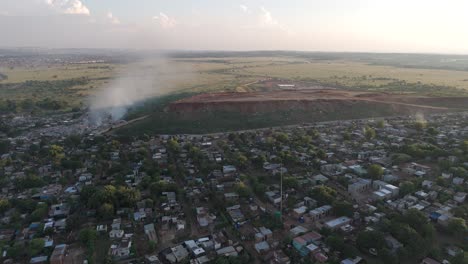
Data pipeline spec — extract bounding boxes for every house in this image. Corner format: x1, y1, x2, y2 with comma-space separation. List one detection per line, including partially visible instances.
404, 163, 431, 177
145, 254, 162, 264
255, 241, 270, 254
314, 252, 328, 263
453, 177, 464, 185
224, 192, 239, 201
216, 246, 238, 257
223, 165, 237, 174
196, 207, 215, 227
421, 257, 441, 264
183, 240, 205, 257
310, 174, 329, 185
373, 181, 399, 197
385, 235, 403, 253
109, 229, 124, 239
226, 205, 245, 223
290, 226, 308, 237
293, 206, 308, 218
111, 218, 122, 230
30, 256, 49, 264
348, 178, 371, 196
110, 239, 132, 258
265, 249, 291, 264
422, 180, 434, 189
341, 257, 363, 264
50, 244, 67, 264
349, 165, 367, 176
133, 210, 146, 221
309, 205, 332, 221
446, 246, 463, 257
441, 173, 453, 179
256, 227, 273, 241
325, 217, 352, 230
96, 224, 107, 233
320, 164, 344, 176
144, 224, 157, 242
292, 231, 322, 256
454, 192, 467, 203
49, 203, 70, 218
265, 191, 282, 205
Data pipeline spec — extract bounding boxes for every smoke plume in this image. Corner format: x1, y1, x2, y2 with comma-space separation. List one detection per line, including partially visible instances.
89, 56, 190, 125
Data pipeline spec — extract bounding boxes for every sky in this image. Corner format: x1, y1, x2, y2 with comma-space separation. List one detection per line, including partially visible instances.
1, 0, 468, 53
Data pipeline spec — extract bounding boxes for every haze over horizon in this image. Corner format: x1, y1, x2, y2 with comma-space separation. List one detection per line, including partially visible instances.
1, 0, 468, 54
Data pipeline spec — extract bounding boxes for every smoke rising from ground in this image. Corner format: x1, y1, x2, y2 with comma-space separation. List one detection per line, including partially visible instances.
89, 56, 190, 125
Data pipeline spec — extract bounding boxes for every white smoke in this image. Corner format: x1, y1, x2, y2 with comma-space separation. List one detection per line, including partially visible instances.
88, 57, 190, 125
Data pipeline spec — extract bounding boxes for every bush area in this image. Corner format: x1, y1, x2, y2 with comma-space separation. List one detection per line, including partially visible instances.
0, 78, 89, 113
118, 101, 428, 135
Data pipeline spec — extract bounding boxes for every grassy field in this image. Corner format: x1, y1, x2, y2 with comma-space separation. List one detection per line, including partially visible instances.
234, 60, 468, 90
2, 53, 468, 114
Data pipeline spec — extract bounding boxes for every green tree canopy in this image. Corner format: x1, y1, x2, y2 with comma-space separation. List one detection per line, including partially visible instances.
310, 186, 336, 205
367, 164, 384, 180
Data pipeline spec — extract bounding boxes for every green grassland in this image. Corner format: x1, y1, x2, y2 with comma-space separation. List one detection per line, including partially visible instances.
118, 98, 449, 136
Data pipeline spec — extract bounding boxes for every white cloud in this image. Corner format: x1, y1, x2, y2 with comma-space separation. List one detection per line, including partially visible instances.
107, 11, 120, 24
45, 0, 90, 15
258, 6, 291, 34
153, 12, 177, 29
240, 5, 249, 14
259, 6, 278, 26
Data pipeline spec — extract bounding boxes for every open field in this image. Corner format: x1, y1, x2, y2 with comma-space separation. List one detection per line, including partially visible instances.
168, 89, 468, 112
234, 60, 468, 91
2, 51, 468, 115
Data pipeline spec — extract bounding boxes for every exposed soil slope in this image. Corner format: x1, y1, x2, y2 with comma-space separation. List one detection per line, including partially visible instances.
168, 89, 467, 115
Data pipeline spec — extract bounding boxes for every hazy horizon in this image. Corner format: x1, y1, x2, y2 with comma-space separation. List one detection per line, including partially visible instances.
2, 0, 468, 54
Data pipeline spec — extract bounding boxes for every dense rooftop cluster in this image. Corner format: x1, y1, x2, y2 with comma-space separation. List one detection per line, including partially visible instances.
1, 111, 468, 264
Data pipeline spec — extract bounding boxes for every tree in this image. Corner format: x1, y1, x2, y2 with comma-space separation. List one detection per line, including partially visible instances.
79, 228, 98, 246
64, 134, 81, 148
274, 132, 289, 143
103, 185, 117, 202
414, 120, 427, 131
333, 201, 354, 217
325, 234, 345, 252
283, 176, 299, 189
463, 140, 468, 153
447, 217, 467, 235
356, 230, 385, 251
49, 144, 64, 163
234, 153, 248, 169
343, 132, 351, 141
99, 203, 115, 219
7, 243, 23, 259
310, 186, 336, 205
367, 164, 384, 180
0, 140, 10, 155
28, 238, 45, 256
391, 153, 412, 165
316, 149, 326, 160
235, 182, 251, 198
399, 181, 416, 196
376, 120, 385, 128
364, 126, 376, 140
427, 127, 439, 135
167, 139, 180, 153
0, 198, 10, 214
116, 186, 141, 207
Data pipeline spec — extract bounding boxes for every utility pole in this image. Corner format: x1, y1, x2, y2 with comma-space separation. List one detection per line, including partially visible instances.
280, 162, 283, 220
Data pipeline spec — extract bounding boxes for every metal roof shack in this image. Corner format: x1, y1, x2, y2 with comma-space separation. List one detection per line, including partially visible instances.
50, 244, 67, 264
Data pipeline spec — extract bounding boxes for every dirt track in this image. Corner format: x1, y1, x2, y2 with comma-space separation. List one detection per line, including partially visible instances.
169, 89, 468, 114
